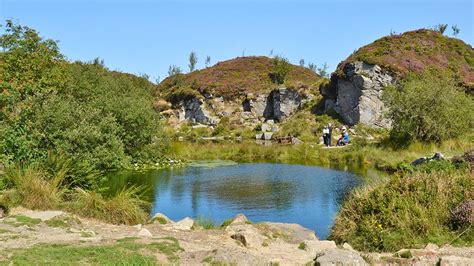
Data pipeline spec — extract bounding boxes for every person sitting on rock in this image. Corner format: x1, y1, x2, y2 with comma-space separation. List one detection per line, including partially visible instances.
337, 126, 350, 146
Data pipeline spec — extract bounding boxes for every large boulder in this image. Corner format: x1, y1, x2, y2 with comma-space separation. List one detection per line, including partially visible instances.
323, 61, 394, 128
178, 97, 218, 125
245, 88, 303, 122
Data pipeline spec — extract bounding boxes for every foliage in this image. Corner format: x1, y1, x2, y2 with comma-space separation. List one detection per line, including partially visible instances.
188, 51, 197, 72
205, 55, 211, 67
157, 56, 324, 100
433, 23, 448, 34
271, 56, 291, 84
0, 21, 168, 173
451, 25, 460, 37
2, 165, 66, 210
0, 238, 183, 265
330, 161, 473, 252
67, 186, 150, 225
193, 216, 216, 229
168, 65, 182, 76
383, 69, 474, 143
335, 29, 474, 87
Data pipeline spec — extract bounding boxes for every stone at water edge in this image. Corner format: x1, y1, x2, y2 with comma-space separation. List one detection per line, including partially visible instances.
132, 224, 142, 230
137, 228, 153, 238
303, 240, 337, 254
151, 213, 174, 225
229, 213, 249, 226
315, 249, 368, 266
425, 243, 439, 252
225, 223, 267, 248
166, 217, 194, 231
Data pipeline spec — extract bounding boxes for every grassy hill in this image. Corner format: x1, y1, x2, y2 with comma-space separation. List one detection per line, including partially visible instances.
157, 56, 326, 103
334, 29, 474, 88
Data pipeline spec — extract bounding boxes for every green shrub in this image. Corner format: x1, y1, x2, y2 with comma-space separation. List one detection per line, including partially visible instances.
67, 186, 150, 225
3, 165, 66, 210
271, 56, 291, 84
383, 69, 474, 143
330, 163, 473, 252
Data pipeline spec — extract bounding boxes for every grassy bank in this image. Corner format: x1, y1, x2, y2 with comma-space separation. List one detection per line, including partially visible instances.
330, 160, 473, 252
169, 135, 473, 172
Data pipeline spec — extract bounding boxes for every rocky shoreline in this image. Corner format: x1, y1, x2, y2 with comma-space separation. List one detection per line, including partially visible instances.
1, 208, 472, 265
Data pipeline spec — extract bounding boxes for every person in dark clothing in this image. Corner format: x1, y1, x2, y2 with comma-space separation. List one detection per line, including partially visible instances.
327, 123, 333, 147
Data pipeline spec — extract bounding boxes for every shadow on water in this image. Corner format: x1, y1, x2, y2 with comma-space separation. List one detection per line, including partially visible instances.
105, 162, 381, 239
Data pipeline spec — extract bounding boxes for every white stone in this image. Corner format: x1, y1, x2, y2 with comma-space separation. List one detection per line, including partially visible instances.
137, 228, 153, 238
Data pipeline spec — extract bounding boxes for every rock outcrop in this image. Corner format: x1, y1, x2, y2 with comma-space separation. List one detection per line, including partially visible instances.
322, 61, 394, 128
177, 98, 218, 125
245, 87, 303, 122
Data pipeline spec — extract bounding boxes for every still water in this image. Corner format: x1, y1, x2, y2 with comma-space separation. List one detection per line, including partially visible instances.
109, 162, 363, 239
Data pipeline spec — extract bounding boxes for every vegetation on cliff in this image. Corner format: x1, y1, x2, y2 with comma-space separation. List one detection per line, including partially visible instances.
335, 29, 474, 89
157, 56, 326, 102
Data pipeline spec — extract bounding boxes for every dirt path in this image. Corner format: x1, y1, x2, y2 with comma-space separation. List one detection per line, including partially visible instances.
0, 208, 472, 265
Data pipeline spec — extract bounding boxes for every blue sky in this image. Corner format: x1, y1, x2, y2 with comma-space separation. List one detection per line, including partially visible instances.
1, 0, 473, 82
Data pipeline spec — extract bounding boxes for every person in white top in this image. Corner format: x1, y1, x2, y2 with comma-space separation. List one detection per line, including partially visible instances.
323, 126, 329, 147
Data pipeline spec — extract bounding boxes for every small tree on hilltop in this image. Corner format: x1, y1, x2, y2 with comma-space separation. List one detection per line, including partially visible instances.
168, 65, 182, 76
317, 62, 329, 77
308, 63, 317, 73
188, 51, 197, 72
271, 56, 290, 85
383, 69, 473, 143
452, 25, 460, 37
299, 59, 305, 67
434, 24, 448, 34
205, 55, 211, 68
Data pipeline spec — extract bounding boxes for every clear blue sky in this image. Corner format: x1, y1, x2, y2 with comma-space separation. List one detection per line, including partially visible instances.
1, 0, 473, 82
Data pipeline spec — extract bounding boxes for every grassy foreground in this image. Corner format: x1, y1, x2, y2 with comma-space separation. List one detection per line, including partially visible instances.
0, 237, 183, 265
330, 160, 473, 252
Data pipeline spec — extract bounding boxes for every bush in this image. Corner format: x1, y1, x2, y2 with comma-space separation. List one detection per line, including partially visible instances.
330, 162, 473, 252
270, 56, 290, 84
3, 165, 66, 210
68, 187, 150, 225
383, 69, 474, 143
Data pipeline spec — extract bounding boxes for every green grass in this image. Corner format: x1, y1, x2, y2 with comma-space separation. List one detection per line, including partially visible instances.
44, 216, 80, 228
67, 186, 150, 225
298, 242, 307, 250
329, 161, 473, 252
0, 237, 184, 265
193, 216, 217, 230
5, 215, 42, 227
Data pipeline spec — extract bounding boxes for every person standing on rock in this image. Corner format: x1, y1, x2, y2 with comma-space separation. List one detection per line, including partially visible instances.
327, 123, 333, 147
323, 126, 329, 147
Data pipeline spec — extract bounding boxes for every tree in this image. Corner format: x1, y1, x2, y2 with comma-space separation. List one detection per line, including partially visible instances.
317, 62, 329, 77
205, 56, 211, 68
188, 51, 197, 72
270, 56, 290, 85
452, 25, 460, 37
433, 24, 448, 34
299, 59, 305, 67
307, 63, 317, 73
168, 65, 182, 76
383, 69, 473, 143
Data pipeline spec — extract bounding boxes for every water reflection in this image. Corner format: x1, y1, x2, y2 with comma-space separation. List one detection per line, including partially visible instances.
108, 163, 362, 239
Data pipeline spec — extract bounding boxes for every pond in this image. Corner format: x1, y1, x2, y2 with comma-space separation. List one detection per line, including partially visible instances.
108, 162, 364, 239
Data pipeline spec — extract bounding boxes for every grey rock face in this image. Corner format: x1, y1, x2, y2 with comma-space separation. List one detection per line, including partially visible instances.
178, 98, 218, 125
246, 88, 302, 122
324, 61, 394, 128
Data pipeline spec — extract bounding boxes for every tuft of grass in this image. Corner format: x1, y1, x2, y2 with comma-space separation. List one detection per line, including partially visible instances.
3, 166, 66, 210
220, 218, 233, 228
298, 242, 307, 250
330, 162, 473, 252
192, 216, 216, 230
67, 186, 150, 225
8, 215, 42, 227
44, 216, 80, 228
153, 216, 168, 225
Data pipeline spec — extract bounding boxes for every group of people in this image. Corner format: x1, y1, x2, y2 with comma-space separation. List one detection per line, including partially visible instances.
322, 123, 350, 147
